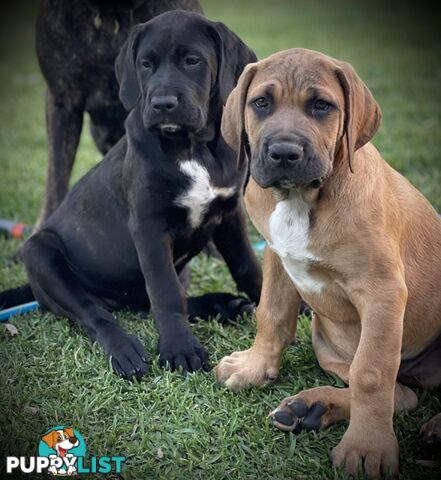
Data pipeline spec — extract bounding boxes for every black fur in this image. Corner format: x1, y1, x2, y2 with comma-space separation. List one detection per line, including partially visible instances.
13, 11, 261, 380
35, 0, 202, 225
0, 285, 34, 309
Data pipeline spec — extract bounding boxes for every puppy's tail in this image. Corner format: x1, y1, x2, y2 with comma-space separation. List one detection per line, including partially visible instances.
0, 284, 35, 309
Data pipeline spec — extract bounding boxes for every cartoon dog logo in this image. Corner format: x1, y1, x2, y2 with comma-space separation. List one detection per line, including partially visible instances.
39, 427, 82, 475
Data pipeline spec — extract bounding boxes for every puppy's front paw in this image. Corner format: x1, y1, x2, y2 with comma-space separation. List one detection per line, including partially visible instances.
215, 348, 279, 391
98, 327, 149, 380
332, 426, 399, 478
158, 336, 210, 373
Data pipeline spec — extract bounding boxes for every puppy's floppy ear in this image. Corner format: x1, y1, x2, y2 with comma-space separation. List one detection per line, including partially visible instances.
336, 61, 382, 172
115, 24, 143, 111
41, 430, 58, 450
208, 21, 257, 105
221, 63, 257, 169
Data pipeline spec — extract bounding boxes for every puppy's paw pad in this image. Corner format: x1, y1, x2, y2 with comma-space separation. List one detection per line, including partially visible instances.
270, 400, 327, 433
273, 411, 299, 430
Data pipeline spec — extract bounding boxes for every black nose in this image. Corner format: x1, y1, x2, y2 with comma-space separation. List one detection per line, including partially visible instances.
268, 142, 303, 167
151, 95, 178, 113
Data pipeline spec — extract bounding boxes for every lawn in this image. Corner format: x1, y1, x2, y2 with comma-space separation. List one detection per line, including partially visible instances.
0, 0, 440, 479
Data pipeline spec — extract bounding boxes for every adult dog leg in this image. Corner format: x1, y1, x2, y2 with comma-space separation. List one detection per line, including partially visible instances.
36, 91, 84, 227
22, 230, 149, 379
89, 105, 126, 155
216, 246, 299, 390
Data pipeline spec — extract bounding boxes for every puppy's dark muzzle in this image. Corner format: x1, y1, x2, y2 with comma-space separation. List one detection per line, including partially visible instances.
250, 136, 330, 189
144, 91, 204, 134
151, 95, 178, 114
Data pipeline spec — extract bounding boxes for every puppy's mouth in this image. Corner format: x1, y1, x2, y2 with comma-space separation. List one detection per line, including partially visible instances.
251, 167, 332, 191
144, 102, 206, 139
250, 147, 332, 191
154, 121, 211, 141
152, 122, 189, 140
158, 123, 183, 134
275, 173, 330, 190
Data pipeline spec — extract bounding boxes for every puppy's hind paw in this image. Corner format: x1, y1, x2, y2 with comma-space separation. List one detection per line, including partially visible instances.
188, 292, 255, 324
271, 400, 327, 433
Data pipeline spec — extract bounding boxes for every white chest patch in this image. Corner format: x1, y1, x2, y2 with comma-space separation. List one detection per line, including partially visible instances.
175, 160, 235, 229
269, 194, 324, 295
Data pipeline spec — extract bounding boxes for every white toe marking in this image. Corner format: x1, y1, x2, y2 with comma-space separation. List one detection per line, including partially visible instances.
176, 160, 235, 228
269, 192, 323, 295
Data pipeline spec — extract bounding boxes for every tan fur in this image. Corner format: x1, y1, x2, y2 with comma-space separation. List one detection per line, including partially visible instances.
215, 48, 441, 477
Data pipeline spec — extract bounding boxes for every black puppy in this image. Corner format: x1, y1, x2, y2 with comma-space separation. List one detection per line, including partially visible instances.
3, 11, 262, 380
36, 0, 202, 226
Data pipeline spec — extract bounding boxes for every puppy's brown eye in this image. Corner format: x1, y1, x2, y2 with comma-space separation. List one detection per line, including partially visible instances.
253, 97, 269, 109
141, 60, 152, 70
185, 55, 200, 66
313, 99, 330, 111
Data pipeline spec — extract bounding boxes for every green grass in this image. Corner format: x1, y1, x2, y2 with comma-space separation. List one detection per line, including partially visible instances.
0, 1, 440, 478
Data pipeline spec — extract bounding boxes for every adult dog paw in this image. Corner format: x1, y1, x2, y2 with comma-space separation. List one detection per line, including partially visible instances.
215, 348, 279, 391
158, 335, 210, 373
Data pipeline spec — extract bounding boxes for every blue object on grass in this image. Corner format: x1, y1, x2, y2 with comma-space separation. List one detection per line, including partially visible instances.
253, 240, 267, 251
0, 301, 39, 322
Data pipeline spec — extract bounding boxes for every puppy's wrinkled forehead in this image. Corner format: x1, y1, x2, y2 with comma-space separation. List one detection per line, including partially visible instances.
136, 16, 215, 60
248, 49, 343, 106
